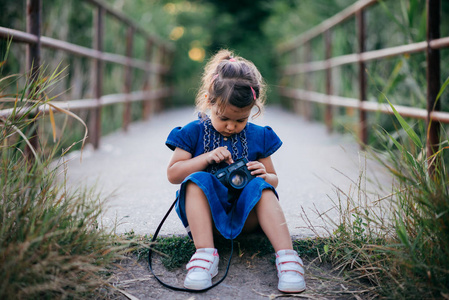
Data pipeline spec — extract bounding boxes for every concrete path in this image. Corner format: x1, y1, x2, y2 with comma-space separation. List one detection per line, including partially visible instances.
62, 106, 387, 238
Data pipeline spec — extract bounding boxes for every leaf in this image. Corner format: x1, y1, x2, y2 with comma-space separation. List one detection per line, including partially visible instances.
427, 146, 449, 162
47, 102, 88, 161
396, 218, 410, 248
382, 127, 403, 151
435, 75, 449, 103
48, 104, 57, 142
10, 124, 41, 165
383, 95, 423, 148
384, 60, 403, 95
324, 244, 329, 255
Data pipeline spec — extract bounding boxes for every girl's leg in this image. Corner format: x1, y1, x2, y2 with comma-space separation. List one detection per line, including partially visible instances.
253, 189, 293, 252
252, 189, 305, 293
185, 181, 214, 249
184, 181, 219, 290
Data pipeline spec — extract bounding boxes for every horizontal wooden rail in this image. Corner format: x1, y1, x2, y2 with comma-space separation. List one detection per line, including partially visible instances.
280, 87, 449, 124
278, 0, 446, 173
0, 0, 173, 152
84, 0, 171, 50
278, 0, 377, 54
0, 87, 172, 118
0, 27, 169, 73
282, 37, 449, 75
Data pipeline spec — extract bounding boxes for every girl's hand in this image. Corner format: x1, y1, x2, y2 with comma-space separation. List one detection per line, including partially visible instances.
207, 146, 234, 165
246, 161, 268, 179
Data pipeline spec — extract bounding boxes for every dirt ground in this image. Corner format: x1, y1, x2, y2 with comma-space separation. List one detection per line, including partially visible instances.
105, 245, 377, 300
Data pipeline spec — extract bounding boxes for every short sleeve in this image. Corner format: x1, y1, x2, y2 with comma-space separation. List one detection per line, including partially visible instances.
165, 121, 200, 154
262, 126, 282, 158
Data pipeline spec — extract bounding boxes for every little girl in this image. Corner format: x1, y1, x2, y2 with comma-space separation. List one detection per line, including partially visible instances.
165, 49, 306, 293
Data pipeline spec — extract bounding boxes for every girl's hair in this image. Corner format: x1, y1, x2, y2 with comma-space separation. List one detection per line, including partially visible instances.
195, 49, 266, 118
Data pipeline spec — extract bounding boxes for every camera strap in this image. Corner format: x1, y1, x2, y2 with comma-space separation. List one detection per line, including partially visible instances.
148, 196, 234, 292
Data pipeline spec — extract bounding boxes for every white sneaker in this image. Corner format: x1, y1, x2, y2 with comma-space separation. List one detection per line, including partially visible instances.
275, 249, 306, 293
184, 248, 219, 290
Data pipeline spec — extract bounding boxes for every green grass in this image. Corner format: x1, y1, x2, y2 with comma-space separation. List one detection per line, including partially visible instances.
128, 230, 330, 273
0, 56, 135, 299
130, 232, 276, 270
310, 93, 449, 299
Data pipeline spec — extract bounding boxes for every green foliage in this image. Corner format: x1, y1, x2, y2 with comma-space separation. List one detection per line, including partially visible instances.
293, 237, 329, 258
264, 0, 356, 46
315, 86, 449, 298
152, 236, 196, 270
108, 0, 282, 106
129, 234, 196, 270
384, 93, 423, 148
370, 106, 449, 298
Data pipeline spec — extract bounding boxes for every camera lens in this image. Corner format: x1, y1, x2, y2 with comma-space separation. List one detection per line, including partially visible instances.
230, 171, 247, 189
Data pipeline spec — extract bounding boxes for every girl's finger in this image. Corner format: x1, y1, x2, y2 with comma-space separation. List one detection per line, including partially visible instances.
225, 156, 234, 164
247, 163, 262, 170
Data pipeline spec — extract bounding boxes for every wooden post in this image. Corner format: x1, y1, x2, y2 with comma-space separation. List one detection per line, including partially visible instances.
90, 6, 104, 149
155, 46, 164, 112
26, 0, 41, 81
304, 42, 312, 121
142, 38, 154, 120
293, 47, 301, 115
165, 49, 174, 109
159, 45, 170, 109
324, 30, 333, 133
426, 0, 441, 173
25, 0, 41, 159
357, 9, 367, 147
123, 26, 134, 131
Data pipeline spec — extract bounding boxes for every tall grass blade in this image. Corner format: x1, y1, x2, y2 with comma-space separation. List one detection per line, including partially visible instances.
47, 102, 88, 159
48, 101, 57, 143
9, 124, 41, 164
383, 94, 423, 148
383, 60, 403, 97
381, 127, 404, 150
435, 75, 449, 103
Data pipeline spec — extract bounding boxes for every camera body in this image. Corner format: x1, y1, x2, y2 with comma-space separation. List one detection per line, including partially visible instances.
214, 158, 256, 193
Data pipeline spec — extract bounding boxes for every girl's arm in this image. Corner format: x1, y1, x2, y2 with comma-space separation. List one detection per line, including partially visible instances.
246, 156, 279, 188
167, 146, 233, 184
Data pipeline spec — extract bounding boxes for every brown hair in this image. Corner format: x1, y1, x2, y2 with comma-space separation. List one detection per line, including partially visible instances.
195, 49, 266, 118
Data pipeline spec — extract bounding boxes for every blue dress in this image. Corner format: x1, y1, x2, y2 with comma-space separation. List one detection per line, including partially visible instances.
166, 115, 282, 239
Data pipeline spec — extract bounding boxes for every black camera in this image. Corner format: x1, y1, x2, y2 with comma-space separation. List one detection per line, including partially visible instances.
214, 158, 256, 192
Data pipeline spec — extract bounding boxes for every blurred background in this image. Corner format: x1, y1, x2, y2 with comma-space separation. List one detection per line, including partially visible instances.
1, 0, 448, 149
1, 0, 368, 108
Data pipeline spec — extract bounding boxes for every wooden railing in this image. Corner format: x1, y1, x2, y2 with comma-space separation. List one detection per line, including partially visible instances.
277, 0, 449, 164
0, 0, 173, 149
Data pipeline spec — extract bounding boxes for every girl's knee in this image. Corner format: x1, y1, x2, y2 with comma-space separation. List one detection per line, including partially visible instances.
185, 180, 198, 189
256, 189, 282, 211
185, 181, 203, 195
260, 189, 278, 202
185, 181, 209, 207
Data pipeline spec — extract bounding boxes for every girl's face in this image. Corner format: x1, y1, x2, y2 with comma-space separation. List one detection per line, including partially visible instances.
210, 104, 252, 137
